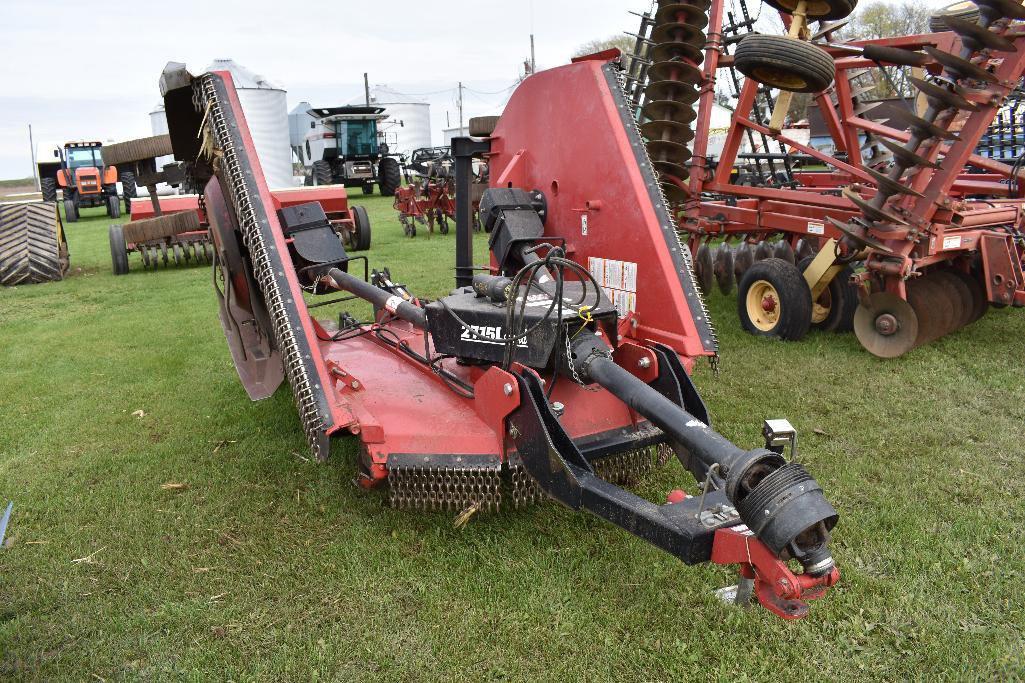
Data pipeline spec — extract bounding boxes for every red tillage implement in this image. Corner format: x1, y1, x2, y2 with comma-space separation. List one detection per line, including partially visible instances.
159, 51, 839, 619
635, 0, 1025, 355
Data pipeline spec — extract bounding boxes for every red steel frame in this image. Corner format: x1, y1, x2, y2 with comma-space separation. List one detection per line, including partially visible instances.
685, 9, 1025, 305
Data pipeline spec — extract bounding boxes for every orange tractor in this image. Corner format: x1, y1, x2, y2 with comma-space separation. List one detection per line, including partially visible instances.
37, 141, 122, 222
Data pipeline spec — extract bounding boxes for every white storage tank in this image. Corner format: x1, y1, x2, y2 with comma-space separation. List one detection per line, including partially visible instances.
148, 103, 174, 169
363, 87, 432, 157
205, 59, 294, 189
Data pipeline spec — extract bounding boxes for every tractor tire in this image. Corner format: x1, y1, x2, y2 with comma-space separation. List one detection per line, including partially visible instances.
378, 157, 402, 197
109, 224, 129, 276
351, 205, 372, 251
40, 177, 57, 202
0, 202, 67, 286
763, 0, 857, 20
106, 194, 122, 219
469, 116, 500, 137
737, 258, 812, 340
121, 171, 137, 215
362, 181, 375, 196
63, 198, 78, 223
312, 160, 333, 186
735, 35, 835, 94
798, 257, 858, 333
929, 1, 980, 32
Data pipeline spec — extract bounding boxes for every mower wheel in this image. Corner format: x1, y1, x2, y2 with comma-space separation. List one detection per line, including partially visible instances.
312, 160, 333, 186
378, 157, 402, 197
798, 257, 858, 333
109, 224, 129, 276
735, 35, 835, 93
40, 177, 58, 203
63, 198, 78, 223
763, 0, 857, 20
737, 258, 812, 340
351, 205, 372, 251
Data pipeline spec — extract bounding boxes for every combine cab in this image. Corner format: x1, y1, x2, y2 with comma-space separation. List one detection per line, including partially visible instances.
37, 141, 120, 222
291, 105, 403, 196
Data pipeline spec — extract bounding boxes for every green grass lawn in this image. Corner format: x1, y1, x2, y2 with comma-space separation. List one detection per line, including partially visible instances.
1, 196, 1023, 680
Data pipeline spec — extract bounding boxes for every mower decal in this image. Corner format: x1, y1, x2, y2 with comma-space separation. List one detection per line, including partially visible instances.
807, 221, 825, 235
460, 325, 528, 347
943, 235, 962, 250
589, 256, 638, 317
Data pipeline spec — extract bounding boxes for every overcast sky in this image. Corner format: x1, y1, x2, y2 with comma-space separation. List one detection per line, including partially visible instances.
1, 0, 948, 179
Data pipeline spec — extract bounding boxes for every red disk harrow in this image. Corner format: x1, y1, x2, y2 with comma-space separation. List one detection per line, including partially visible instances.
158, 51, 841, 619
628, 0, 1025, 356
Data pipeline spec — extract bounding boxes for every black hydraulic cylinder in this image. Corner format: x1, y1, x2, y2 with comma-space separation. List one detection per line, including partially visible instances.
326, 268, 427, 329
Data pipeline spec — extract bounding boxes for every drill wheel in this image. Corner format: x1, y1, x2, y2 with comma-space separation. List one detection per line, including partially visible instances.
854, 292, 919, 358
735, 35, 836, 93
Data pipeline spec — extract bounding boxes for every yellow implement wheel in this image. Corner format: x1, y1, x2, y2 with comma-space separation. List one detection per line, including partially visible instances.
746, 280, 782, 331
737, 258, 813, 340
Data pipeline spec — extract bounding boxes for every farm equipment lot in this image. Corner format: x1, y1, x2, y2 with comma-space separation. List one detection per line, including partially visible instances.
0, 198, 1023, 679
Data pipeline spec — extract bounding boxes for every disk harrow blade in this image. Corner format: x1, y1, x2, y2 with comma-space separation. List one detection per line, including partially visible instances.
877, 138, 942, 170
907, 76, 978, 112
944, 15, 1017, 52
754, 240, 773, 261
884, 105, 959, 141
975, 0, 1025, 20
714, 243, 735, 295
693, 242, 715, 293
773, 240, 796, 265
842, 188, 909, 227
863, 166, 925, 198
733, 242, 754, 280
853, 292, 919, 358
923, 47, 999, 84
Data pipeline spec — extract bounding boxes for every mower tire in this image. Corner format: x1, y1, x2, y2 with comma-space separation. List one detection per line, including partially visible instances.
351, 205, 372, 251
737, 257, 812, 340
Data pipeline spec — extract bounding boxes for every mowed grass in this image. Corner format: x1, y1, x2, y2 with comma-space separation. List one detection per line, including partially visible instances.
1, 194, 1024, 681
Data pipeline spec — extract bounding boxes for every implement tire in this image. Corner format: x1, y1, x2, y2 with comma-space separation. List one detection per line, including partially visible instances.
312, 160, 333, 186
737, 258, 812, 340
109, 224, 129, 276
735, 35, 835, 93
0, 201, 67, 286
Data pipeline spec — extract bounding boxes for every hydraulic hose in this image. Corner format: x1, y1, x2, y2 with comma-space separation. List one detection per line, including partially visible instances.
326, 268, 427, 329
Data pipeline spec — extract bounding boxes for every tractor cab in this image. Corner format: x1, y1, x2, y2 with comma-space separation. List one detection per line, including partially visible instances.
36, 141, 120, 222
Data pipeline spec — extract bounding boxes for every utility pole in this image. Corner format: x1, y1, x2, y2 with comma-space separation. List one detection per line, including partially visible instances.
28, 124, 38, 190
458, 82, 464, 134
363, 73, 370, 106
530, 34, 536, 74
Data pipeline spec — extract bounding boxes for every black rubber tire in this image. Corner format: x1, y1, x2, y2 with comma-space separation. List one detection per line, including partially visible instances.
929, 1, 980, 32
109, 224, 129, 275
120, 171, 137, 215
362, 182, 374, 196
798, 257, 858, 333
106, 194, 121, 219
737, 258, 813, 340
312, 160, 333, 186
469, 116, 500, 137
735, 35, 835, 93
763, 0, 857, 19
0, 201, 67, 286
40, 177, 57, 203
63, 198, 78, 223
351, 205, 372, 251
378, 157, 401, 197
